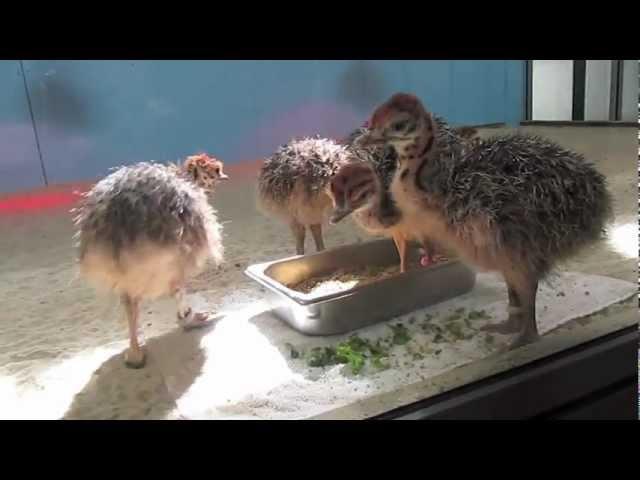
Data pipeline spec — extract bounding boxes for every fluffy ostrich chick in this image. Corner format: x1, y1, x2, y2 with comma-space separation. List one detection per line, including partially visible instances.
257, 137, 350, 255
330, 121, 479, 272
330, 127, 428, 272
361, 93, 612, 349
73, 154, 228, 368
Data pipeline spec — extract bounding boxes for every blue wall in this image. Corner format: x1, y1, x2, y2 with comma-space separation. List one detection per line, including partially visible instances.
0, 61, 45, 192
0, 60, 525, 193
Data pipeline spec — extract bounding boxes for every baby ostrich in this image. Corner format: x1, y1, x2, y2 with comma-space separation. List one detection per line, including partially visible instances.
257, 137, 350, 255
330, 121, 480, 272
360, 93, 612, 349
73, 153, 228, 368
330, 125, 429, 272
452, 125, 482, 144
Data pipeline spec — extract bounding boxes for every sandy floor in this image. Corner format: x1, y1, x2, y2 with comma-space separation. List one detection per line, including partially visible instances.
0, 125, 636, 419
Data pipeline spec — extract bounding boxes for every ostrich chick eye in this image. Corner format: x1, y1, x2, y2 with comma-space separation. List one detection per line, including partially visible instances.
393, 120, 407, 132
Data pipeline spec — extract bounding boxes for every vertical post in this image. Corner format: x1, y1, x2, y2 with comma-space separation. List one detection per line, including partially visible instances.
572, 60, 586, 121
608, 60, 624, 121
524, 60, 533, 121
19, 60, 48, 186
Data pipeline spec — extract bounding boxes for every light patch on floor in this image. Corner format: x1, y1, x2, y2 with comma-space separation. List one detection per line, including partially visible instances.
0, 344, 123, 419
170, 301, 304, 413
608, 222, 638, 259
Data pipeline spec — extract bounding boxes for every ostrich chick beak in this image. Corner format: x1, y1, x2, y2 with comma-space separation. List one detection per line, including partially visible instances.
358, 129, 385, 146
329, 205, 354, 225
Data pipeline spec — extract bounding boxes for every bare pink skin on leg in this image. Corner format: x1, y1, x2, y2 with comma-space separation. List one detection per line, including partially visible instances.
419, 247, 434, 267
174, 285, 213, 330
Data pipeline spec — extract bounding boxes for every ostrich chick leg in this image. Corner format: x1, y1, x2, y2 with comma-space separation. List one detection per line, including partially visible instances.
481, 279, 540, 349
290, 220, 306, 255
481, 286, 522, 334
175, 286, 212, 331
510, 279, 540, 348
392, 231, 408, 273
310, 224, 325, 252
419, 238, 435, 267
122, 294, 146, 369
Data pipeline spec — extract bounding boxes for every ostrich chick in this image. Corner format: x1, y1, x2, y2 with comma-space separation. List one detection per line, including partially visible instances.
330, 121, 479, 271
331, 127, 428, 273
73, 153, 228, 368
258, 137, 350, 255
361, 93, 612, 349
329, 161, 425, 273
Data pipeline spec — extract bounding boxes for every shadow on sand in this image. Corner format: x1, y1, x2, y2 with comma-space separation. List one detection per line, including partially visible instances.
64, 321, 221, 420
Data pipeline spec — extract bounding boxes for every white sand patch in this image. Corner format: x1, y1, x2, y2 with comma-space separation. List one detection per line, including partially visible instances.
146, 271, 636, 419
0, 269, 632, 420
608, 221, 637, 259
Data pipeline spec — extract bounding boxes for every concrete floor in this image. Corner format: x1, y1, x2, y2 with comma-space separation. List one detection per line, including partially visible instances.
0, 125, 636, 419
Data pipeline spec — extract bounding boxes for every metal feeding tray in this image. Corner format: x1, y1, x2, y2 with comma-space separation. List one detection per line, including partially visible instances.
244, 238, 476, 336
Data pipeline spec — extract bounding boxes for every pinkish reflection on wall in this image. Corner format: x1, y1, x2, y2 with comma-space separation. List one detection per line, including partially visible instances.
35, 124, 94, 184
234, 102, 364, 161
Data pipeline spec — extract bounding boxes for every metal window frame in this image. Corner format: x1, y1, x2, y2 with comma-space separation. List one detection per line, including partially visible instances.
528, 60, 632, 124
524, 60, 533, 121
572, 60, 586, 121
609, 60, 624, 121
371, 325, 638, 420
527, 60, 589, 122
